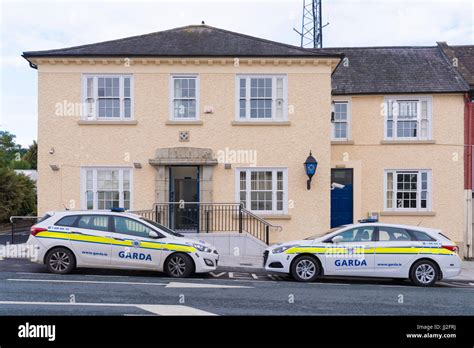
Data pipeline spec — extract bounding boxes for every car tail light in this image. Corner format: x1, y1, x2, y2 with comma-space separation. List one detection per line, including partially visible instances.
442, 245, 459, 253
30, 226, 47, 236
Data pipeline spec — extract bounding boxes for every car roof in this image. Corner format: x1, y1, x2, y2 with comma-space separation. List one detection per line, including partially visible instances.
345, 222, 441, 234
45, 210, 142, 219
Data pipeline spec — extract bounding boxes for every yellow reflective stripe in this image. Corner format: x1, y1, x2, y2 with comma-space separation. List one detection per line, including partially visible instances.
140, 241, 164, 250
36, 231, 70, 240
284, 246, 455, 255
164, 244, 196, 253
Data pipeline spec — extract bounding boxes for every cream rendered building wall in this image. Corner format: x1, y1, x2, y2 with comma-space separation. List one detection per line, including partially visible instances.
36, 60, 334, 244
331, 94, 465, 250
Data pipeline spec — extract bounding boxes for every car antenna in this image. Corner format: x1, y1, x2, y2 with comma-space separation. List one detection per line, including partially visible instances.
63, 204, 69, 211
417, 220, 422, 226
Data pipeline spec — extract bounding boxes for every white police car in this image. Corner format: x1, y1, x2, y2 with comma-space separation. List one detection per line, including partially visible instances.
264, 221, 462, 286
26, 210, 219, 277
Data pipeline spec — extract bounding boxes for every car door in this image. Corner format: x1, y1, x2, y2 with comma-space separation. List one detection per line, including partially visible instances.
373, 226, 419, 277
68, 215, 112, 266
110, 216, 164, 270
323, 226, 376, 276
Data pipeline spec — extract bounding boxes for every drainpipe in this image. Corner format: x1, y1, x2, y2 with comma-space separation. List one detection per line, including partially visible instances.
466, 93, 473, 259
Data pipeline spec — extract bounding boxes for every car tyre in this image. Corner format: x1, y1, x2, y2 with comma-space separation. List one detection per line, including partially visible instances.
410, 259, 438, 287
165, 253, 194, 278
45, 247, 75, 274
290, 255, 321, 282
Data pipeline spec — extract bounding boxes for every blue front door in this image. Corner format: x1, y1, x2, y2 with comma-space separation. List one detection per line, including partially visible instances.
331, 169, 354, 228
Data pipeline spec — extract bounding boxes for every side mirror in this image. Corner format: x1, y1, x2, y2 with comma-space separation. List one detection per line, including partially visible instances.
331, 235, 343, 244
148, 231, 159, 239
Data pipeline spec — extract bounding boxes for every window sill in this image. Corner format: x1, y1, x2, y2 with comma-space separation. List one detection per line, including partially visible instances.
231, 121, 291, 126
380, 140, 436, 145
380, 211, 436, 216
166, 120, 203, 125
331, 140, 354, 145
78, 120, 137, 125
255, 214, 291, 220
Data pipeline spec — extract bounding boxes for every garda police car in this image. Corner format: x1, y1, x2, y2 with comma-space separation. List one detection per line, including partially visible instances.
26, 209, 219, 278
264, 221, 462, 286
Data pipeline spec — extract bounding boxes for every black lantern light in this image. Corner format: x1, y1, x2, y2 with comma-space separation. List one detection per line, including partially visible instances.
304, 151, 318, 190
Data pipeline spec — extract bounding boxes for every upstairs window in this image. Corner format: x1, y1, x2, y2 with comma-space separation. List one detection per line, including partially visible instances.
385, 97, 432, 140
83, 75, 132, 120
236, 75, 287, 121
171, 75, 199, 120
332, 101, 350, 141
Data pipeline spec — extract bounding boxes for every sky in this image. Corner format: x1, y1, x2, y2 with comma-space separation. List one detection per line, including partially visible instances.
0, 0, 473, 147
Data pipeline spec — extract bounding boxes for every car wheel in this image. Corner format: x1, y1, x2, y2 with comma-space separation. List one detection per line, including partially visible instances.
410, 260, 438, 287
165, 253, 194, 278
290, 255, 321, 282
45, 247, 75, 274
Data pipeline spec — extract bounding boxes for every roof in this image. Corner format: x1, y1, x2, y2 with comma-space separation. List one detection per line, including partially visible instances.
438, 42, 474, 90
312, 46, 469, 95
22, 25, 341, 59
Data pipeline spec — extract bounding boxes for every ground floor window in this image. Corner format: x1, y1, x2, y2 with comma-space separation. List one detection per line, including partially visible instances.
81, 167, 132, 210
236, 168, 287, 214
384, 169, 431, 211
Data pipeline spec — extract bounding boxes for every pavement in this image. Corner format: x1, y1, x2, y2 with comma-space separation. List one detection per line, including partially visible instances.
0, 257, 473, 316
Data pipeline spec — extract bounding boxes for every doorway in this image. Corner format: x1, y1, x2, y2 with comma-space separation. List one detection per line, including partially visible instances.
169, 166, 199, 232
330, 168, 354, 228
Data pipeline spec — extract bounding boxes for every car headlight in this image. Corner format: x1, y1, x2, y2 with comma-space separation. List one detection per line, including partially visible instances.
272, 244, 298, 254
188, 243, 213, 253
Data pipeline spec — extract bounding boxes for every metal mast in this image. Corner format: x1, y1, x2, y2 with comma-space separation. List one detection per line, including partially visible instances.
294, 0, 327, 48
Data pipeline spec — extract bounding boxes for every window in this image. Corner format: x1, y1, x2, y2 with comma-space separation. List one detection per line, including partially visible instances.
385, 97, 432, 140
171, 75, 199, 120
82, 168, 132, 211
328, 226, 375, 243
410, 230, 436, 241
77, 215, 110, 232
236, 75, 287, 121
55, 215, 79, 227
113, 216, 152, 238
378, 227, 411, 241
237, 168, 287, 214
83, 75, 132, 120
385, 170, 431, 211
332, 101, 350, 140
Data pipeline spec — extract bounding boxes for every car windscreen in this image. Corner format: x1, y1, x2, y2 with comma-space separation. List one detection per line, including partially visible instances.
140, 218, 184, 237
304, 227, 344, 240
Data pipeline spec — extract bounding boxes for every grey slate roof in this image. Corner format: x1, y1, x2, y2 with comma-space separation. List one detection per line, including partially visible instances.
22, 25, 341, 59
313, 46, 469, 95
438, 43, 474, 90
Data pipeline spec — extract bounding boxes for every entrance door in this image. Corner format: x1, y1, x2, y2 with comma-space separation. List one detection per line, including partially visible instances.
331, 169, 353, 228
169, 166, 199, 233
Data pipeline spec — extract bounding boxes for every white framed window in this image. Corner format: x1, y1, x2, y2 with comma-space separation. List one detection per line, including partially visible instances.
81, 167, 133, 210
384, 169, 432, 212
236, 168, 288, 214
384, 96, 432, 140
332, 100, 351, 140
82, 75, 133, 120
170, 74, 199, 120
236, 75, 288, 121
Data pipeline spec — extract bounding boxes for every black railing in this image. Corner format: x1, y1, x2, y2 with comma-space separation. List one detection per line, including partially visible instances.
1, 216, 40, 245
131, 202, 281, 245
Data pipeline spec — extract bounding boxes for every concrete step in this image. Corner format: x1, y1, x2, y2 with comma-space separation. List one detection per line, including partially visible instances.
185, 232, 268, 258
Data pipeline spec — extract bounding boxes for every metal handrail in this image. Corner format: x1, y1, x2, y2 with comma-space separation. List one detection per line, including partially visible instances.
9, 216, 41, 223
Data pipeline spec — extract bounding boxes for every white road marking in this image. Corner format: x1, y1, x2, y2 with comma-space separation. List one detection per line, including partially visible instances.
165, 281, 252, 289
310, 282, 351, 286
136, 305, 216, 316
7, 278, 165, 286
0, 301, 216, 316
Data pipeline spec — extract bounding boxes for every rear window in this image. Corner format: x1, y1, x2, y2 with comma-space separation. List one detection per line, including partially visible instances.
37, 214, 52, 223
410, 230, 436, 241
55, 215, 79, 227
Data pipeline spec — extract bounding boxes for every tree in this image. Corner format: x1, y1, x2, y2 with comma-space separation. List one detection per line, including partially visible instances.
22, 140, 37, 170
0, 131, 22, 167
0, 167, 37, 223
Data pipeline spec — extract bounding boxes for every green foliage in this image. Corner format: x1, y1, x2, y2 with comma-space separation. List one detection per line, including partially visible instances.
0, 167, 37, 223
23, 141, 37, 170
